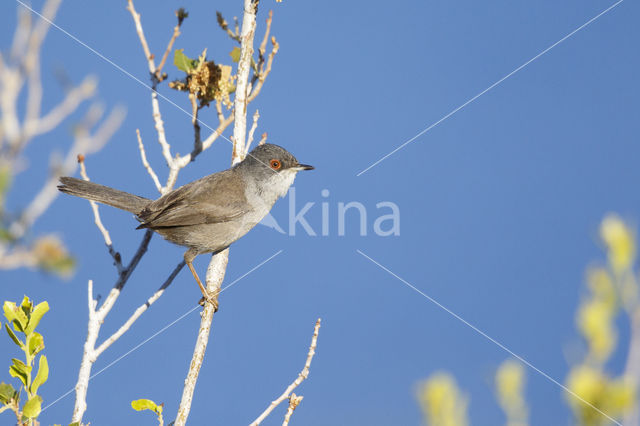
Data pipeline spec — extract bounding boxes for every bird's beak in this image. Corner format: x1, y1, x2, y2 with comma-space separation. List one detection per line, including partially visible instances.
296, 164, 314, 171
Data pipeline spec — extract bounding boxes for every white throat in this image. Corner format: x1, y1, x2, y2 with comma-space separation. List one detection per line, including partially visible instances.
249, 169, 297, 210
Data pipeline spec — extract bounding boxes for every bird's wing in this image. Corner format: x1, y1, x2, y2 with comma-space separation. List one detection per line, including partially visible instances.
137, 170, 248, 228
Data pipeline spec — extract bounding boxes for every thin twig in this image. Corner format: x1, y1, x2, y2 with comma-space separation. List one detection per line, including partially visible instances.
216, 11, 242, 43
251, 319, 321, 426
248, 35, 279, 103
259, 132, 267, 145
156, 10, 185, 78
245, 109, 260, 156
136, 129, 162, 193
9, 106, 125, 239
23, 76, 96, 139
282, 393, 303, 426
252, 10, 273, 86
126, 0, 174, 171
94, 261, 185, 357
78, 155, 123, 273
189, 93, 202, 156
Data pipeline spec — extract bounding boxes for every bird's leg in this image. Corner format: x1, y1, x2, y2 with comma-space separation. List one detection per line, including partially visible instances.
184, 249, 219, 311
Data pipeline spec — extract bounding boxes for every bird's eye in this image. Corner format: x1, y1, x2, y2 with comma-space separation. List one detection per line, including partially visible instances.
270, 159, 281, 170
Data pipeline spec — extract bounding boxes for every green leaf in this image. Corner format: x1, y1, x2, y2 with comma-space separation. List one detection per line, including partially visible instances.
229, 46, 241, 63
25, 302, 49, 335
131, 398, 158, 412
0, 382, 17, 404
27, 332, 44, 356
22, 395, 42, 419
174, 49, 196, 73
30, 355, 48, 395
20, 296, 33, 317
3, 301, 27, 331
9, 358, 31, 387
69, 423, 81, 426
5, 323, 24, 348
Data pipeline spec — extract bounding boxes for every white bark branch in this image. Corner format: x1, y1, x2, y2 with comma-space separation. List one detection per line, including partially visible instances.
24, 76, 96, 138
94, 261, 185, 358
71, 280, 99, 423
175, 2, 260, 423
78, 156, 122, 273
245, 109, 260, 156
251, 319, 321, 426
126, 0, 174, 174
9, 106, 125, 239
136, 129, 163, 194
175, 250, 229, 426
282, 393, 303, 426
231, 0, 259, 156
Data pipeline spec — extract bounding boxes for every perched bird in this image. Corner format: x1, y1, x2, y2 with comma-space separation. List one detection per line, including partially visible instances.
58, 143, 313, 307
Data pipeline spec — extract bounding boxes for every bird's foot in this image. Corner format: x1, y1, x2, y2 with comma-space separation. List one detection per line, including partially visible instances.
198, 292, 219, 312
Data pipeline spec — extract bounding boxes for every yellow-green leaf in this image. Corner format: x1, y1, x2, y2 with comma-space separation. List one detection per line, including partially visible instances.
20, 296, 33, 317
131, 398, 158, 412
9, 358, 30, 387
30, 355, 48, 395
5, 323, 24, 348
3, 301, 27, 331
27, 332, 44, 356
229, 46, 241, 62
25, 302, 49, 335
0, 382, 17, 404
22, 395, 42, 419
174, 49, 196, 73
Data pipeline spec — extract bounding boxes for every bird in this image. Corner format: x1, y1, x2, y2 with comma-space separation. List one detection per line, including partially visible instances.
58, 143, 314, 308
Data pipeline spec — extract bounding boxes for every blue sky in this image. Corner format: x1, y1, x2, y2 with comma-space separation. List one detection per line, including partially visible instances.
2, 0, 640, 424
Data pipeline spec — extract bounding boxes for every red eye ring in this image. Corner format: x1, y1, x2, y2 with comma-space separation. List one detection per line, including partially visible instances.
270, 159, 281, 170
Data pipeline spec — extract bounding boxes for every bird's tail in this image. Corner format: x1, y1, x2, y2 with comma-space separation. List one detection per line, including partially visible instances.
58, 177, 150, 214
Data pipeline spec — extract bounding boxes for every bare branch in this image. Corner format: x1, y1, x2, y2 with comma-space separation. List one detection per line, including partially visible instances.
248, 35, 279, 103
22, 0, 62, 74
232, 0, 260, 162
189, 93, 202, 156
10, 5, 32, 61
94, 261, 185, 357
126, 0, 174, 170
216, 11, 242, 43
78, 155, 123, 273
259, 132, 267, 146
282, 393, 303, 426
156, 9, 186, 78
136, 129, 162, 194
72, 279, 100, 423
251, 319, 321, 426
175, 250, 229, 426
245, 109, 260, 156
252, 10, 273, 86
96, 229, 153, 318
9, 105, 125, 239
25, 76, 96, 138
126, 0, 155, 72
